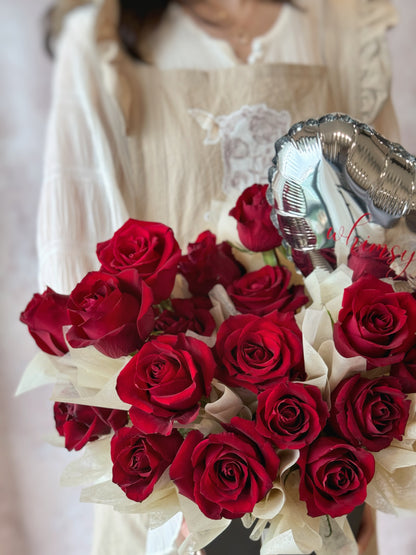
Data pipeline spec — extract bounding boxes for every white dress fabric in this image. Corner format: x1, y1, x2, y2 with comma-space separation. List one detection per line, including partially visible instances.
36, 1, 399, 554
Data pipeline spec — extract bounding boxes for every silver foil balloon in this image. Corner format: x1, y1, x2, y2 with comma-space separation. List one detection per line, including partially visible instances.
267, 113, 416, 275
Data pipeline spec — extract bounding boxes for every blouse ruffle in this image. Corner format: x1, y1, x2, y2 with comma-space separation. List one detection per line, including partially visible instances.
359, 0, 398, 123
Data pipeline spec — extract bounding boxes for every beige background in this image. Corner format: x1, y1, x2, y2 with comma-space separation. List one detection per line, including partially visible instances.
2, 1, 416, 553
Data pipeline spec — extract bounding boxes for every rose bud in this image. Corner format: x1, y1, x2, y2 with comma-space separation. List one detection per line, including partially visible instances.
20, 287, 70, 356
66, 269, 154, 358
178, 230, 244, 296
229, 184, 282, 252
111, 426, 183, 502
348, 242, 398, 281
116, 334, 216, 435
170, 417, 279, 520
256, 381, 328, 449
214, 312, 304, 392
54, 402, 128, 451
97, 219, 181, 303
227, 265, 308, 317
333, 275, 416, 369
298, 437, 375, 518
330, 374, 410, 452
391, 346, 416, 393
154, 297, 216, 336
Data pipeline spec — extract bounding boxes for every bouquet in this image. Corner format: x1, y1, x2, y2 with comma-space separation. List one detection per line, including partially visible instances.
19, 115, 416, 554
19, 189, 416, 555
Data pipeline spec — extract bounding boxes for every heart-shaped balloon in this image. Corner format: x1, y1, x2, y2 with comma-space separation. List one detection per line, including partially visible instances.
267, 113, 416, 277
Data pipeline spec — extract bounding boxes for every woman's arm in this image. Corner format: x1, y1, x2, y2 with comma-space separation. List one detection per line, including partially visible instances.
37, 4, 129, 294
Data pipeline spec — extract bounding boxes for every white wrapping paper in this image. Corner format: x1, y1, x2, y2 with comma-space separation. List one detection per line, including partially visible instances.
16, 351, 67, 395
366, 394, 416, 515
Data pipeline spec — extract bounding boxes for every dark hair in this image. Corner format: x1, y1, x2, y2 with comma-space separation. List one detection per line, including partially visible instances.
45, 0, 292, 61
118, 0, 170, 59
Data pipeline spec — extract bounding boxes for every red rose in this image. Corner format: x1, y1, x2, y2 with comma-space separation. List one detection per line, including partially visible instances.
116, 334, 215, 435
391, 346, 416, 393
96, 219, 181, 303
348, 242, 397, 281
227, 265, 308, 316
229, 184, 283, 252
291, 248, 336, 277
330, 374, 410, 451
66, 269, 154, 358
170, 417, 279, 519
333, 276, 416, 368
154, 297, 216, 337
298, 437, 375, 518
54, 402, 128, 451
214, 312, 303, 392
20, 287, 70, 356
255, 381, 328, 449
111, 426, 183, 502
178, 230, 244, 296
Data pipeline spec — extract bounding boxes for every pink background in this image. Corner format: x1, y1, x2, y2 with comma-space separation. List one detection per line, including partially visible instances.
2, 1, 416, 553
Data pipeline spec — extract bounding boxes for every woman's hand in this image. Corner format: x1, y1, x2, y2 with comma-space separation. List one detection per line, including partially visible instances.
357, 504, 376, 555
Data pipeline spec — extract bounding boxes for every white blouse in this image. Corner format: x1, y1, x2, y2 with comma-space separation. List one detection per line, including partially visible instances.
37, 0, 398, 295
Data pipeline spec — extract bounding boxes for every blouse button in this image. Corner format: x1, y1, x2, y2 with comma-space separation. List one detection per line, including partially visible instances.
248, 39, 264, 64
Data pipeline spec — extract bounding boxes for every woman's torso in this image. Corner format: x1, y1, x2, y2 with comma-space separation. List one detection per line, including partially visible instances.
120, 1, 336, 245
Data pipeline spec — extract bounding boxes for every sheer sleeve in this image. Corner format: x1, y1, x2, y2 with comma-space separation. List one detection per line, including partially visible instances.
37, 5, 130, 294
37, 6, 183, 553
359, 0, 399, 140
322, 0, 399, 141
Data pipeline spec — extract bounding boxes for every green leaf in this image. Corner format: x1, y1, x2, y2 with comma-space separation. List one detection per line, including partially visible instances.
262, 249, 279, 267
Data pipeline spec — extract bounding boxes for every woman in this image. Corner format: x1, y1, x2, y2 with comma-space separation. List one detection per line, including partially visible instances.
39, 0, 398, 553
